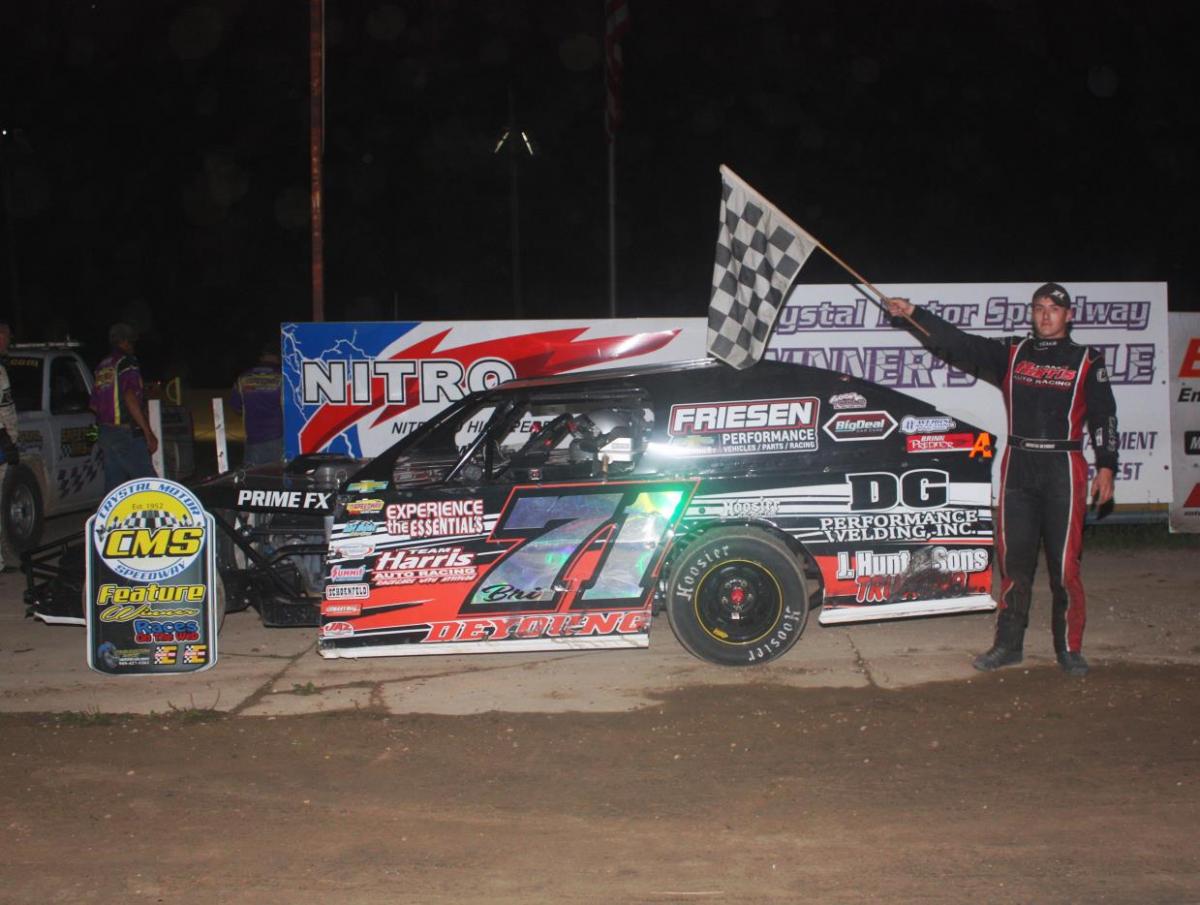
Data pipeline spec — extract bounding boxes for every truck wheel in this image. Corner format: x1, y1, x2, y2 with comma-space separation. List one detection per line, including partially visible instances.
665, 527, 808, 667
3, 466, 45, 553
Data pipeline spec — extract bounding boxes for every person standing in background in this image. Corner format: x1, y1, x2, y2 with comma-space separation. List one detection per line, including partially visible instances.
0, 321, 21, 572
231, 342, 284, 466
90, 322, 158, 492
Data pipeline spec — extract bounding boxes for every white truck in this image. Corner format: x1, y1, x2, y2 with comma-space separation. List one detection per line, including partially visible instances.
3, 343, 193, 554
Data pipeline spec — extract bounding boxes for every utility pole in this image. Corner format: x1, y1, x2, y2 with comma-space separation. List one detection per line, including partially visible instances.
309, 0, 325, 322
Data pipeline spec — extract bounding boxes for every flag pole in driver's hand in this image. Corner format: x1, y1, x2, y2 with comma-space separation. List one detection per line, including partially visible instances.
808, 238, 929, 338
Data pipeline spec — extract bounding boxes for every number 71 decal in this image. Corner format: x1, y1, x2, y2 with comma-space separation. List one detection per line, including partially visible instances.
467, 481, 697, 614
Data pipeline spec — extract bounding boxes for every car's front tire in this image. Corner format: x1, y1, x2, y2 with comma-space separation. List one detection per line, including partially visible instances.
665, 527, 808, 667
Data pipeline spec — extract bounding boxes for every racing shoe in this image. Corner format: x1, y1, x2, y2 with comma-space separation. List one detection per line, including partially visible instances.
972, 645, 1023, 672
1056, 650, 1090, 677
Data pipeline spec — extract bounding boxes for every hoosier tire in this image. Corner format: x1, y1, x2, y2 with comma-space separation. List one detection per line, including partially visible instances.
665, 527, 808, 666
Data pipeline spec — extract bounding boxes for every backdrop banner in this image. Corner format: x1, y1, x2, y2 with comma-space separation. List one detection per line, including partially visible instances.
282, 282, 1170, 505
1169, 312, 1200, 531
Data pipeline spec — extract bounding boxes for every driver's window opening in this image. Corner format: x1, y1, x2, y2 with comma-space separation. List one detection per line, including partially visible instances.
501, 402, 655, 480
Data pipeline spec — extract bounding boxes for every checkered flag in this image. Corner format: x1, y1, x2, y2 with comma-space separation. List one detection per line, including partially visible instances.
708, 166, 818, 369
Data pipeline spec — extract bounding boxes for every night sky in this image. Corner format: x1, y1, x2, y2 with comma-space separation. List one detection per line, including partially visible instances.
2, 0, 1197, 386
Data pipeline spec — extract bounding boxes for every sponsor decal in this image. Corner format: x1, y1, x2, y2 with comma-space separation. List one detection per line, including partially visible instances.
321, 602, 363, 618
969, 433, 994, 458
833, 546, 989, 603
818, 510, 982, 543
835, 546, 989, 580
99, 604, 201, 623
720, 497, 781, 519
153, 646, 178, 666
1012, 360, 1078, 389
345, 498, 385, 516
906, 433, 977, 454
1184, 483, 1200, 509
92, 480, 207, 583
846, 469, 949, 511
667, 397, 820, 455
900, 415, 956, 434
182, 644, 208, 665
1186, 431, 1200, 455
472, 583, 552, 603
346, 480, 389, 493
339, 521, 379, 536
235, 489, 333, 511
133, 618, 201, 644
95, 583, 205, 605
372, 547, 478, 586
424, 610, 650, 643
828, 392, 868, 410
329, 541, 375, 559
1178, 338, 1200, 378
325, 583, 371, 600
385, 499, 485, 538
329, 564, 367, 582
321, 621, 356, 637
822, 410, 897, 442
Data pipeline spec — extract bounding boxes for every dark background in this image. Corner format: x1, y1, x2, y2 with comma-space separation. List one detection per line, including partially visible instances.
1, 0, 1196, 386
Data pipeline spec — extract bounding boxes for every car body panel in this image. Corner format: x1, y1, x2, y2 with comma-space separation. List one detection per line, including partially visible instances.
314, 358, 996, 659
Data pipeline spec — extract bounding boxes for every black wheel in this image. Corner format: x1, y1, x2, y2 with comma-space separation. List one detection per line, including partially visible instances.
213, 573, 227, 635
3, 466, 45, 553
665, 527, 808, 666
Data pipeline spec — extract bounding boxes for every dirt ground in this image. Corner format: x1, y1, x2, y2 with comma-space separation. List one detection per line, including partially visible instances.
3, 661, 1198, 904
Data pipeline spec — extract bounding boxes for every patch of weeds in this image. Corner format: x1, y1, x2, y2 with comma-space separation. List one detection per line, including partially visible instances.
57, 709, 116, 727
291, 681, 320, 696
164, 694, 223, 723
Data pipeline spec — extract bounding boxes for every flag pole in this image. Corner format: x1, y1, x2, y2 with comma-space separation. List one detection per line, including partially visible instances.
808, 238, 928, 337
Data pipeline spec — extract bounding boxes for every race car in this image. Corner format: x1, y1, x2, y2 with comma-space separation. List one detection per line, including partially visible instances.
193, 357, 997, 666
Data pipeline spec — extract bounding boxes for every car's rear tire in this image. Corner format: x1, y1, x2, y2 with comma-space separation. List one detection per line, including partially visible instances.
3, 466, 45, 553
665, 527, 808, 667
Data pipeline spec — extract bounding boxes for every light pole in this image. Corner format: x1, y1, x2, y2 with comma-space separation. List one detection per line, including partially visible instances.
493, 87, 535, 318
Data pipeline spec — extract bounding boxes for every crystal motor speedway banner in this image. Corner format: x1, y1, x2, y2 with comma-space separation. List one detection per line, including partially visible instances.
282, 319, 706, 460
768, 282, 1171, 505
86, 478, 219, 675
1169, 313, 1200, 531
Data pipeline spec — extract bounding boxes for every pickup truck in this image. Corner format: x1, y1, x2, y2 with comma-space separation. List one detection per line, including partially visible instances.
3, 343, 193, 554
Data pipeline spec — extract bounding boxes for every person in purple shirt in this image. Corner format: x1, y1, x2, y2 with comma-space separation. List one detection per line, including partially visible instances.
231, 343, 283, 466
90, 323, 158, 492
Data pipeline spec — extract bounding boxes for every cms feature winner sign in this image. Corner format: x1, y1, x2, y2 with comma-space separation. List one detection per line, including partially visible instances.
86, 478, 218, 675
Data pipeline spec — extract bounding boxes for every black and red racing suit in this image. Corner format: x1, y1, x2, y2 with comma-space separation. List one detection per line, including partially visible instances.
906, 306, 1119, 654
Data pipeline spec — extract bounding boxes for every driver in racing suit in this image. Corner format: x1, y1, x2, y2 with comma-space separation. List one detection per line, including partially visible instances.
884, 284, 1118, 676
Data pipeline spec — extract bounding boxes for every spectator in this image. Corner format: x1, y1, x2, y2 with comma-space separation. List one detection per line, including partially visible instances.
0, 321, 20, 572
90, 323, 158, 492
231, 342, 284, 466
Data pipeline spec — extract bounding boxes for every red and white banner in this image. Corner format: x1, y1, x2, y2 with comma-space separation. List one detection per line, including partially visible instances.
1169, 312, 1200, 531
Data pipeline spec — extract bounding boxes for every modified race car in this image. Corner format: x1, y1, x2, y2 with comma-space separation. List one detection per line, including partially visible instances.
191, 357, 997, 666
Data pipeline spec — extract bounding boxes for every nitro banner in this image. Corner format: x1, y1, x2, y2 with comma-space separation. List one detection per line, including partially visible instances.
1169, 312, 1200, 531
769, 282, 1170, 505
281, 283, 1169, 504
282, 319, 706, 460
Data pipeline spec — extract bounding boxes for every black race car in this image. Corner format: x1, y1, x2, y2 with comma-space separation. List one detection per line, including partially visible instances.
189, 357, 997, 666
